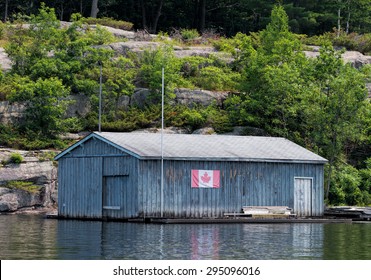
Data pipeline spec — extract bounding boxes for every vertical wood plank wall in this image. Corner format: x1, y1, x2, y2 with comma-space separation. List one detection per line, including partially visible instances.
138, 160, 324, 218
58, 137, 325, 219
58, 137, 139, 219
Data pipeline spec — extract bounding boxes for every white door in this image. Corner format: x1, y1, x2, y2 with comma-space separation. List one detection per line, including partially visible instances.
294, 177, 313, 217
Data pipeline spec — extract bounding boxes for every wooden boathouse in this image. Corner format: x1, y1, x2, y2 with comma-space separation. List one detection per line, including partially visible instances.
55, 132, 327, 220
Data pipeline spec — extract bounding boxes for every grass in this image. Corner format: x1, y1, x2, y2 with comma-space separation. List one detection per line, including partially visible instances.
4, 181, 42, 194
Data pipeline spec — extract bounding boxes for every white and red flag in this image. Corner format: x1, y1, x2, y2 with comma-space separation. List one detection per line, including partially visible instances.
191, 170, 220, 188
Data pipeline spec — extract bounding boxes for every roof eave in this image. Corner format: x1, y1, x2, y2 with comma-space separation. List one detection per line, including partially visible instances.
139, 156, 328, 164
54, 132, 143, 160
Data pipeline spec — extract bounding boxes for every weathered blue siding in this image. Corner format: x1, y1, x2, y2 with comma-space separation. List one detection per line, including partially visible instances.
58, 137, 139, 219
58, 157, 103, 218
138, 160, 324, 218
58, 136, 325, 219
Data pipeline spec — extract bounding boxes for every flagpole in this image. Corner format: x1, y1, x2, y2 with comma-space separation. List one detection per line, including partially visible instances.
161, 67, 164, 218
98, 61, 102, 133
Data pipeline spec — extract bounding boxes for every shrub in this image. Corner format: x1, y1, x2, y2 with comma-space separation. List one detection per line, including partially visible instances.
328, 163, 371, 206
5, 181, 41, 193
192, 66, 241, 91
180, 56, 214, 78
82, 17, 134, 31
38, 151, 57, 162
181, 29, 200, 41
9, 153, 23, 164
303, 31, 371, 55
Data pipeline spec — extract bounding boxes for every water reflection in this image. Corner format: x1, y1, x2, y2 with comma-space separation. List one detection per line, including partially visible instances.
0, 214, 58, 259
58, 222, 324, 259
0, 215, 370, 260
323, 223, 371, 259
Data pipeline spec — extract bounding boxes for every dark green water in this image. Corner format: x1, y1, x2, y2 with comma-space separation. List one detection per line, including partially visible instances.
0, 214, 370, 260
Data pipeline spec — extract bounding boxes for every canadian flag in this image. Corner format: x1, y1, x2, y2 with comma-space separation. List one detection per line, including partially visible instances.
191, 170, 220, 188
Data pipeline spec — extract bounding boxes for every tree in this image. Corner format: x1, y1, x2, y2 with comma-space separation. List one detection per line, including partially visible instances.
9, 76, 70, 138
304, 44, 369, 200
91, 0, 99, 18
3, 0, 8, 21
5, 4, 61, 76
238, 5, 307, 138
139, 0, 164, 33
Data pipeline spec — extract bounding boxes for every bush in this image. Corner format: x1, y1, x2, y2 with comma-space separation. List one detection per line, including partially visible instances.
181, 29, 200, 41
328, 163, 371, 206
82, 17, 134, 31
9, 153, 23, 164
303, 31, 371, 55
192, 66, 241, 91
4, 181, 41, 193
180, 56, 214, 78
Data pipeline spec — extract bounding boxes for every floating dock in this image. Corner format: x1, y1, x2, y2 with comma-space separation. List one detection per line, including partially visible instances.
147, 217, 353, 224
46, 213, 352, 223
324, 206, 371, 221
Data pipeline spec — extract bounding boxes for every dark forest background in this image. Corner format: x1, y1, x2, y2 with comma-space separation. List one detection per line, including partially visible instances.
1, 1, 370, 36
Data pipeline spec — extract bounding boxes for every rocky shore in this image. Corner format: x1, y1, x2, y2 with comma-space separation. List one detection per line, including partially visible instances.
0, 148, 58, 214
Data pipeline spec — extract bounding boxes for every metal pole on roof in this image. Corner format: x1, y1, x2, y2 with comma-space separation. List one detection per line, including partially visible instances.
98, 61, 102, 133
161, 67, 164, 218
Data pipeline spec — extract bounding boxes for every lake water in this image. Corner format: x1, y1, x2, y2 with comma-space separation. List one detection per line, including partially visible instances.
0, 214, 370, 260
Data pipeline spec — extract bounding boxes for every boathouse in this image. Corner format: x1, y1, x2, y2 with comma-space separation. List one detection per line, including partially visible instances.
55, 132, 327, 219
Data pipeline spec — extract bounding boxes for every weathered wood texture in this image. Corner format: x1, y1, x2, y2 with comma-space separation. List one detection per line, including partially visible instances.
138, 160, 324, 218
58, 136, 325, 219
58, 138, 139, 219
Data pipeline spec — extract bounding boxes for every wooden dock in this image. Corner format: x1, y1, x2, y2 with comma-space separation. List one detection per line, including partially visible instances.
46, 213, 353, 223
324, 206, 371, 221
148, 217, 353, 224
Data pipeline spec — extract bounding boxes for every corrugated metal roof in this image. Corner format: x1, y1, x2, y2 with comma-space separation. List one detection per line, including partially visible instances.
55, 132, 327, 163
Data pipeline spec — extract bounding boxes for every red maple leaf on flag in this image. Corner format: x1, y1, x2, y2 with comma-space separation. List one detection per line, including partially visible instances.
201, 172, 211, 183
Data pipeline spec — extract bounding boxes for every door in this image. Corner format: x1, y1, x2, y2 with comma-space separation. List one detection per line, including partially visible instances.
294, 177, 313, 217
103, 175, 130, 219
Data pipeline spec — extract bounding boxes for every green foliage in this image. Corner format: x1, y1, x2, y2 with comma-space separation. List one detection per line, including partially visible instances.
102, 106, 160, 132
180, 29, 200, 41
1, 151, 23, 166
0, 21, 5, 40
358, 158, 371, 205
180, 56, 214, 78
328, 163, 370, 206
82, 17, 134, 31
260, 5, 301, 55
238, 5, 308, 138
0, 123, 69, 149
37, 151, 58, 162
178, 55, 240, 91
9, 77, 70, 138
304, 45, 369, 167
192, 66, 241, 91
100, 103, 231, 134
4, 181, 41, 194
137, 45, 190, 99
9, 153, 23, 164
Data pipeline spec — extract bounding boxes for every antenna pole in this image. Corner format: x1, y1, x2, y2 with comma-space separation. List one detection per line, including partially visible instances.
161, 67, 164, 218
98, 62, 102, 133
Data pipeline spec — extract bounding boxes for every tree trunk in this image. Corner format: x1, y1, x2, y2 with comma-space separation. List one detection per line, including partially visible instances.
4, 0, 8, 22
60, 2, 64, 21
346, 6, 351, 34
199, 0, 206, 32
91, 0, 99, 18
139, 0, 148, 31
337, 7, 341, 37
151, 0, 164, 33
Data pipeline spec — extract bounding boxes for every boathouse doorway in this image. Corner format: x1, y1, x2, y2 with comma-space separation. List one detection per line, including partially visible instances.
294, 177, 313, 217
102, 175, 133, 219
